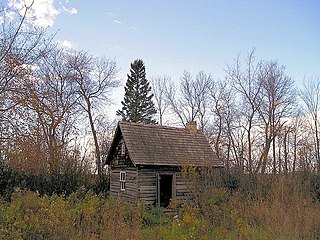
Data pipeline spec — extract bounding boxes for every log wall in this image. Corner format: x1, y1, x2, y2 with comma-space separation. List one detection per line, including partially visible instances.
110, 167, 138, 204
137, 167, 192, 205
137, 168, 157, 205
110, 166, 193, 205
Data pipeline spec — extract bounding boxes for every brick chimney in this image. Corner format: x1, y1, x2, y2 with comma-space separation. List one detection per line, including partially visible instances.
186, 121, 198, 133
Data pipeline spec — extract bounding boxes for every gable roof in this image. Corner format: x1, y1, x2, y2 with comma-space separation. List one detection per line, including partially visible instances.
106, 121, 223, 167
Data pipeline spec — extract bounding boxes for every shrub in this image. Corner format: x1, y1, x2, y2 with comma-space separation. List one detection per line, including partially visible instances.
142, 205, 167, 227
1, 169, 320, 239
0, 166, 104, 201
310, 174, 320, 201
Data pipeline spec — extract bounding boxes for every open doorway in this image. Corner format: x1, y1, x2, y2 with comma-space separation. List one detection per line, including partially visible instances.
158, 174, 173, 207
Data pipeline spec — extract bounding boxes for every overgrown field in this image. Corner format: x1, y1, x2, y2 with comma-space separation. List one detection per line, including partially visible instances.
1, 173, 320, 240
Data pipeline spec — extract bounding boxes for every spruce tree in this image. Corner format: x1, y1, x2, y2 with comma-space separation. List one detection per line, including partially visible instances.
117, 59, 157, 124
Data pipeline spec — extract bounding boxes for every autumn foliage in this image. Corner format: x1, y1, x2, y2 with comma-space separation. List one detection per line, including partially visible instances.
0, 172, 320, 240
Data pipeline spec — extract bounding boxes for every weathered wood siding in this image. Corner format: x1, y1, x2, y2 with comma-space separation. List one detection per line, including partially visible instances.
110, 167, 138, 204
137, 167, 192, 205
109, 166, 193, 205
137, 168, 157, 205
110, 137, 134, 168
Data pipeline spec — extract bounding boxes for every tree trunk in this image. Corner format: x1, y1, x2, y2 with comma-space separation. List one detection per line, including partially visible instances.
257, 122, 272, 174
247, 118, 253, 174
272, 133, 276, 175
215, 115, 222, 159
278, 135, 281, 174
283, 128, 288, 174
86, 98, 102, 177
259, 137, 272, 174
314, 116, 320, 172
293, 131, 297, 175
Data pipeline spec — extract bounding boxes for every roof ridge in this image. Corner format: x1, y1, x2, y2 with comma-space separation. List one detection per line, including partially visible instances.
119, 121, 188, 131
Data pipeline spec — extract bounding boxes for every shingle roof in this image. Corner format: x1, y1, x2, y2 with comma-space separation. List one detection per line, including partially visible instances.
107, 121, 223, 167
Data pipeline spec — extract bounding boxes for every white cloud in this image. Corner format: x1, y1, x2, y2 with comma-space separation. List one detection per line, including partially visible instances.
8, 0, 77, 28
58, 40, 73, 49
104, 11, 123, 25
62, 5, 78, 15
8, 0, 60, 28
105, 12, 115, 17
113, 19, 122, 24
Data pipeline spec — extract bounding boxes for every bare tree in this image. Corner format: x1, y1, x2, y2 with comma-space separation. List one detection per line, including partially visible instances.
21, 48, 78, 173
257, 61, 296, 174
195, 72, 214, 132
95, 116, 117, 166
225, 50, 262, 173
0, 2, 50, 112
209, 80, 236, 169
0, 2, 51, 166
67, 51, 119, 177
151, 76, 170, 125
300, 78, 320, 172
165, 71, 213, 130
290, 112, 303, 174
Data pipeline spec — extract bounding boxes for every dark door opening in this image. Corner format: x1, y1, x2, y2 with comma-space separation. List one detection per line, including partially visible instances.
158, 174, 173, 207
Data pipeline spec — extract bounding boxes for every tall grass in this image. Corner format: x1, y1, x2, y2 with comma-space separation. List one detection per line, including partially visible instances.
0, 172, 319, 239
0, 189, 142, 239
239, 176, 320, 239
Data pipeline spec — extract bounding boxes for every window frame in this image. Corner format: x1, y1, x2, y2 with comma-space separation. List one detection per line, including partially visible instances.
121, 143, 126, 156
120, 171, 126, 191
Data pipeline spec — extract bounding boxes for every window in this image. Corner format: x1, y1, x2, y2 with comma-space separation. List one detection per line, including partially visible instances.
121, 143, 126, 156
120, 171, 126, 191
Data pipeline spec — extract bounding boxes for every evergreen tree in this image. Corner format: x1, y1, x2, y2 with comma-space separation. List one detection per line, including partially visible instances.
117, 59, 157, 124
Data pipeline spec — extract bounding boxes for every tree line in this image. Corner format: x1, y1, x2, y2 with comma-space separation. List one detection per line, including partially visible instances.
122, 55, 319, 175
0, 3, 119, 194
150, 52, 319, 175
1, 2, 319, 195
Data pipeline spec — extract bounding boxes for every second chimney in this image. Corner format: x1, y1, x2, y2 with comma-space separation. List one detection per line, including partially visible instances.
186, 121, 198, 134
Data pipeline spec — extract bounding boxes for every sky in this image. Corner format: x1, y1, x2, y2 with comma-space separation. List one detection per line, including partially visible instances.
5, 0, 320, 116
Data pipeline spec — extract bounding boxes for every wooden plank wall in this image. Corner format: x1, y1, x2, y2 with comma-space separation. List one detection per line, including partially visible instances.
110, 168, 138, 204
137, 168, 157, 205
110, 166, 193, 205
138, 168, 193, 205
111, 138, 134, 168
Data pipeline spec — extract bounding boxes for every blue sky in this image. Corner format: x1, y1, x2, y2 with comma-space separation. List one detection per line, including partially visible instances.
47, 1, 320, 85
7, 0, 320, 109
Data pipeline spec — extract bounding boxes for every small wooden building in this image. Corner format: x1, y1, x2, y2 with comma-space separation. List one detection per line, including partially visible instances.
105, 121, 223, 207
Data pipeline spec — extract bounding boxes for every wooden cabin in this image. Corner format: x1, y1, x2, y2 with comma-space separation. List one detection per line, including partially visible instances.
105, 121, 223, 207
